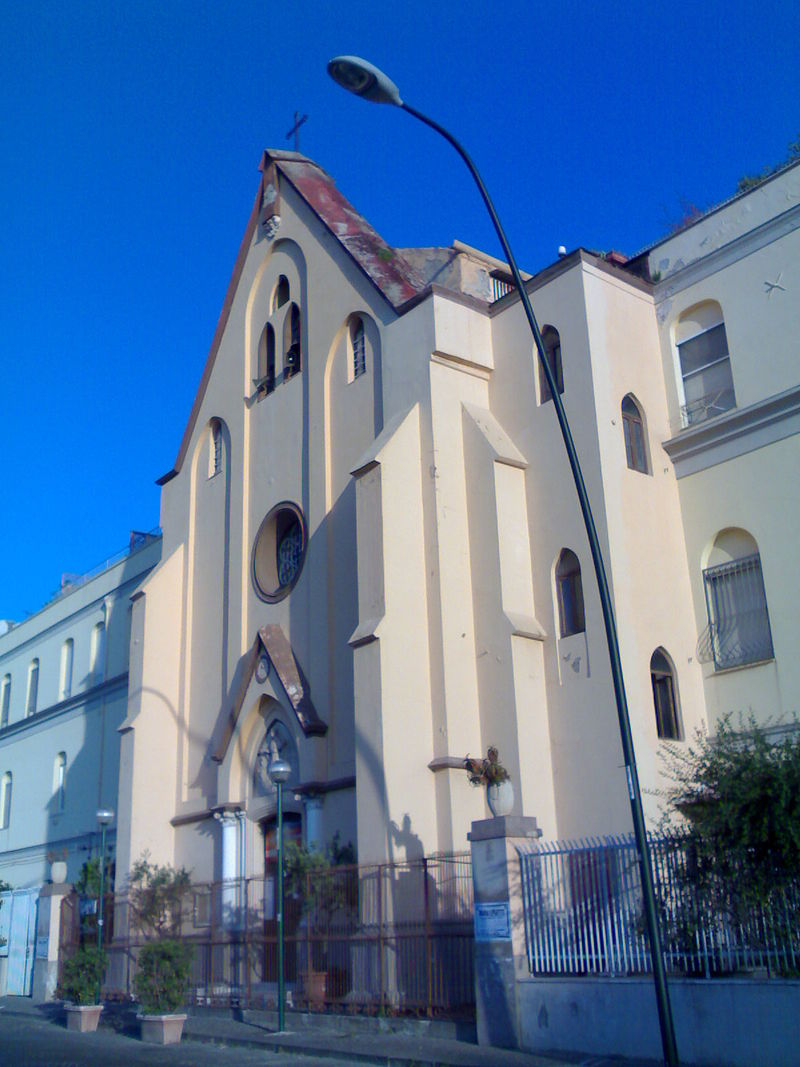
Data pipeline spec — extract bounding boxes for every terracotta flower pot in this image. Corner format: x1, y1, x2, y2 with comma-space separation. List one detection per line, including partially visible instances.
137, 1012, 187, 1045
65, 1004, 103, 1032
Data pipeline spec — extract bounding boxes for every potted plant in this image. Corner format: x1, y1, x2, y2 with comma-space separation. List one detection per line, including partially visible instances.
128, 853, 194, 1045
285, 834, 357, 1007
60, 945, 107, 1032
464, 746, 514, 816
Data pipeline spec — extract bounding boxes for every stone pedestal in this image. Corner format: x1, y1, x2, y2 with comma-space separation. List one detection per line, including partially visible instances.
468, 815, 541, 1050
32, 883, 73, 1003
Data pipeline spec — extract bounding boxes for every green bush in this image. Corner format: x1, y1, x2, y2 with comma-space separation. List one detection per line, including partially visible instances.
60, 945, 107, 1005
134, 939, 194, 1014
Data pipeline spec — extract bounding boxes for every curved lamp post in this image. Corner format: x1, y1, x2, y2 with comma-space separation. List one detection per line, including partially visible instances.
96, 807, 114, 1002
268, 758, 292, 1032
328, 55, 679, 1067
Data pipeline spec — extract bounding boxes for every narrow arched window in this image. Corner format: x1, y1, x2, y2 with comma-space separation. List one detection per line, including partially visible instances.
59, 639, 74, 701
272, 275, 290, 313
258, 323, 276, 395
26, 660, 39, 716
90, 624, 105, 683
676, 302, 736, 426
556, 549, 585, 637
0, 675, 10, 729
621, 394, 649, 473
208, 420, 222, 478
703, 529, 773, 670
284, 303, 301, 379
53, 752, 67, 811
651, 649, 682, 740
0, 772, 12, 829
539, 326, 564, 404
351, 316, 366, 379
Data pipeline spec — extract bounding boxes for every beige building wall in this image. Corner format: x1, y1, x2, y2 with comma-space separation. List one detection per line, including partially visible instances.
119, 152, 798, 889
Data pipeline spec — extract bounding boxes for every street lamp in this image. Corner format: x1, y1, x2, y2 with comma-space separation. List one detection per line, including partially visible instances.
328, 55, 679, 1067
268, 758, 292, 1033
95, 807, 114, 1002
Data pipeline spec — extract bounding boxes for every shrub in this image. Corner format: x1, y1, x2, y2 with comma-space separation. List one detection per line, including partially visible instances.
128, 852, 192, 940
60, 945, 107, 1005
134, 940, 194, 1014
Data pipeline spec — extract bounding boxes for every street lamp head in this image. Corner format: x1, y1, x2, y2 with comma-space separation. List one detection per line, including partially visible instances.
267, 758, 292, 785
96, 808, 114, 825
327, 56, 402, 107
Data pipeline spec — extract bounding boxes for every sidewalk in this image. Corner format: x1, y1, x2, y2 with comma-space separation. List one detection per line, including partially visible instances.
0, 996, 662, 1067
185, 1006, 661, 1067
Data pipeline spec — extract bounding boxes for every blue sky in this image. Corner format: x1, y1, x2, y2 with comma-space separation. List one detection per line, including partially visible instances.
2, 1, 798, 621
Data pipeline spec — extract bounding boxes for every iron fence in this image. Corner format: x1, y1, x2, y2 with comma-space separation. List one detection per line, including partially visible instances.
61, 851, 474, 1018
519, 833, 800, 978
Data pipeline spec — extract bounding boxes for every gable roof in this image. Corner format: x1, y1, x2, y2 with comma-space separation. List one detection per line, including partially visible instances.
158, 150, 425, 485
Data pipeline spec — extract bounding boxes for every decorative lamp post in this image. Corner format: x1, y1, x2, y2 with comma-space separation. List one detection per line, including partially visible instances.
95, 807, 114, 1002
267, 758, 291, 1033
327, 55, 679, 1067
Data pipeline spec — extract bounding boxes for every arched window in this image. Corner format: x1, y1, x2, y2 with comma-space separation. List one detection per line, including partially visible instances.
676, 302, 736, 426
208, 420, 222, 478
350, 316, 366, 379
258, 323, 276, 395
0, 772, 11, 829
703, 529, 773, 670
26, 660, 39, 716
621, 394, 649, 473
59, 639, 74, 701
53, 752, 66, 811
284, 303, 302, 379
90, 624, 105, 683
651, 649, 682, 740
0, 675, 10, 729
556, 549, 585, 637
272, 275, 290, 313
539, 325, 564, 404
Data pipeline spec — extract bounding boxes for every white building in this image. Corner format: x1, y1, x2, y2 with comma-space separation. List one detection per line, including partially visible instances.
0, 532, 160, 994
113, 151, 799, 892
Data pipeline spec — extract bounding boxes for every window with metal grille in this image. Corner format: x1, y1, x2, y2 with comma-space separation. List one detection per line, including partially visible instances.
621, 395, 649, 473
650, 648, 682, 740
702, 553, 773, 670
539, 325, 564, 404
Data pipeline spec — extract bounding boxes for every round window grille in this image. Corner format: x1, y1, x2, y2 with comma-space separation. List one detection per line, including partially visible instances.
252, 502, 307, 603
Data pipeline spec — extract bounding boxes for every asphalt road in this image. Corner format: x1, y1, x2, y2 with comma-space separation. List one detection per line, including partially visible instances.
0, 1000, 351, 1067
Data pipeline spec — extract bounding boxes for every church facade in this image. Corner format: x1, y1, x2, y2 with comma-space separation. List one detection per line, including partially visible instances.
114, 151, 800, 889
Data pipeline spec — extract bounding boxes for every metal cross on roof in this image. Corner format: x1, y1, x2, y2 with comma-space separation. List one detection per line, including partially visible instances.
286, 111, 308, 152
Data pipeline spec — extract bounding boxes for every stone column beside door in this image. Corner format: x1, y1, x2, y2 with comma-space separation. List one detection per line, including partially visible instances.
32, 883, 73, 1003
468, 815, 541, 1049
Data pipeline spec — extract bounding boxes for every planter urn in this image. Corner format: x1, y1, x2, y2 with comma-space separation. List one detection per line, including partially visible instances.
487, 779, 514, 817
50, 860, 68, 884
138, 1012, 188, 1045
65, 1004, 103, 1032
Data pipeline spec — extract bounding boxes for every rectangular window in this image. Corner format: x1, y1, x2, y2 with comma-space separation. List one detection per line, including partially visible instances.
703, 554, 773, 670
678, 323, 736, 426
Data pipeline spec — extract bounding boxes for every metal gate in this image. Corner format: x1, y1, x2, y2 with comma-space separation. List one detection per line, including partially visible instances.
2, 888, 39, 996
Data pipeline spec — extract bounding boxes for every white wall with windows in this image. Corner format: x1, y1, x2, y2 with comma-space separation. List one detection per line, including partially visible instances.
651, 161, 800, 732
0, 535, 160, 890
